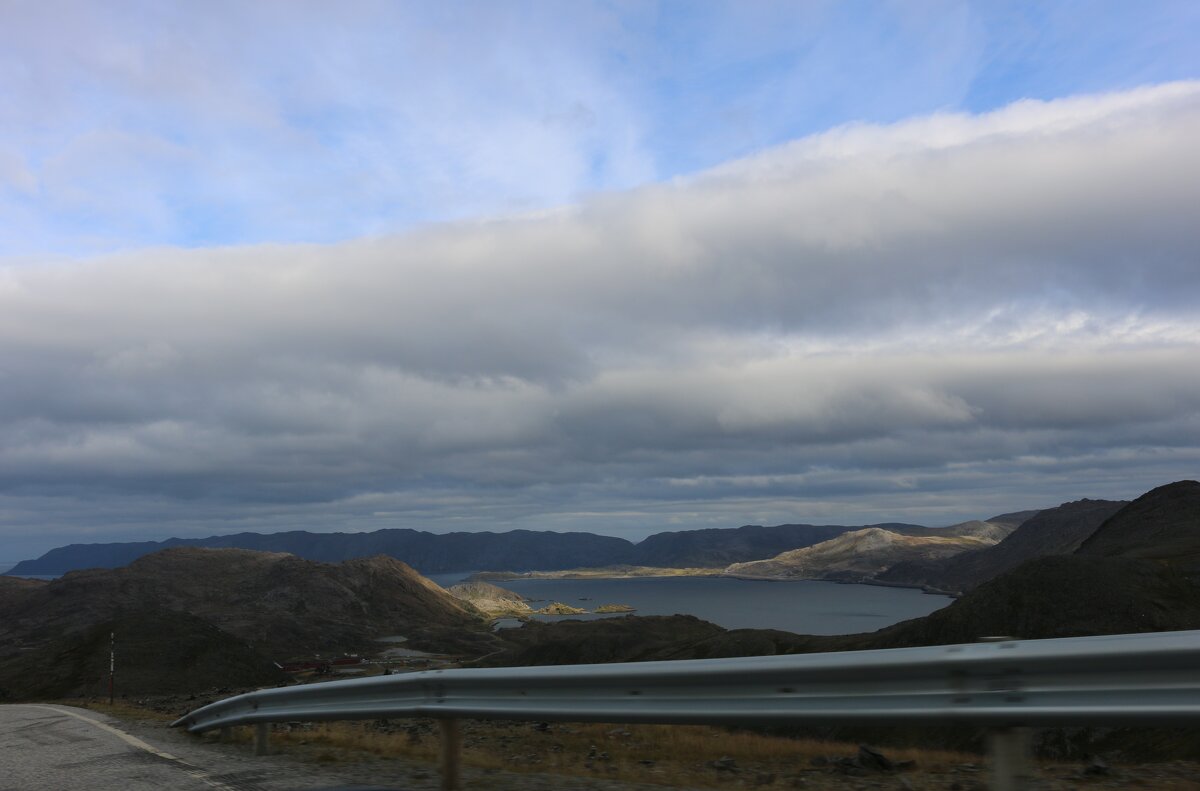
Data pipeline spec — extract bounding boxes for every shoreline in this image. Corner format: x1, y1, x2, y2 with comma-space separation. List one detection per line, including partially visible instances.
474, 568, 958, 599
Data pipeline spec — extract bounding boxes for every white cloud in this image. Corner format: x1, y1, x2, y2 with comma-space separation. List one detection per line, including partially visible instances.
0, 83, 1198, 554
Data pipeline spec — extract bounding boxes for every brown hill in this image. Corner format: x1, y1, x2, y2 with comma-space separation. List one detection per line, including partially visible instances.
0, 609, 287, 701
0, 548, 490, 662
879, 499, 1127, 593
1077, 480, 1200, 568
724, 522, 1005, 581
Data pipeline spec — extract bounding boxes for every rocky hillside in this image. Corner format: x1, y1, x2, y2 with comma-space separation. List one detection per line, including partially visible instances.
0, 547, 496, 700
447, 581, 532, 618
0, 609, 288, 701
724, 521, 1012, 582
1077, 480, 1200, 567
869, 555, 1200, 649
879, 499, 1127, 593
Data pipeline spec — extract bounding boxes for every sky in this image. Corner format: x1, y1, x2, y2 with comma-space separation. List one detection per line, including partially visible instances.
1, 1, 1199, 561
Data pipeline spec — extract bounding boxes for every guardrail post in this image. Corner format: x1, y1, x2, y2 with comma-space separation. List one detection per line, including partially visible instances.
219, 726, 231, 743
987, 726, 1032, 791
438, 718, 462, 791
254, 722, 270, 756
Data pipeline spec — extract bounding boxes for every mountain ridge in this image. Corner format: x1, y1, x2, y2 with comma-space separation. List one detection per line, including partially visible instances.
8, 520, 1005, 576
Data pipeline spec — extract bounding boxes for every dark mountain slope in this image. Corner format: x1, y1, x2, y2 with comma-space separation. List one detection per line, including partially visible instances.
870, 555, 1200, 648
1078, 480, 1200, 567
0, 609, 287, 701
878, 499, 1126, 592
0, 547, 501, 701
0, 548, 488, 659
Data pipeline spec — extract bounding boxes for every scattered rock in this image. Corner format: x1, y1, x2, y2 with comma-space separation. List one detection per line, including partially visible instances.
710, 755, 738, 771
1085, 755, 1112, 775
858, 744, 895, 771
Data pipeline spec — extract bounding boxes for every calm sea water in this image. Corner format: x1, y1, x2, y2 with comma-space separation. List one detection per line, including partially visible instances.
431, 573, 952, 636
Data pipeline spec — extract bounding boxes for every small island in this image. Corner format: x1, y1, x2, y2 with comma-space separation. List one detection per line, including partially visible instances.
594, 603, 636, 613
535, 601, 588, 615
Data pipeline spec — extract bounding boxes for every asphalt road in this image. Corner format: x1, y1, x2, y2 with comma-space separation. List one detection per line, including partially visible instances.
0, 704, 403, 791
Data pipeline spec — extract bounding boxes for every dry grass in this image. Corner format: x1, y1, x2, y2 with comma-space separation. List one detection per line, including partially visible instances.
59, 698, 178, 724
253, 718, 978, 788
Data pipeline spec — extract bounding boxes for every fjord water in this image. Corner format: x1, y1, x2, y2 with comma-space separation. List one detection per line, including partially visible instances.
486, 576, 953, 635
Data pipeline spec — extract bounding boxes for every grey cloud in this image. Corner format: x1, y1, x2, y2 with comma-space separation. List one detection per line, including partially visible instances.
1, 84, 1199, 555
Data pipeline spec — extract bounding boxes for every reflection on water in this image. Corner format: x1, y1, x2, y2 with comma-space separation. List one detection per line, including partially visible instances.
491, 576, 952, 635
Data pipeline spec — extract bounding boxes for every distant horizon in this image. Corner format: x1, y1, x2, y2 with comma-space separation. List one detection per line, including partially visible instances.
5, 486, 1128, 564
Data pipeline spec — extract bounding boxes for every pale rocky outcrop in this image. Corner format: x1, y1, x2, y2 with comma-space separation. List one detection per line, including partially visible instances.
446, 581, 532, 618
725, 525, 1002, 582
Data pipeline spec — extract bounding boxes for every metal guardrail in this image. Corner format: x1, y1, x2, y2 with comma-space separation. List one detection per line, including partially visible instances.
173, 629, 1200, 790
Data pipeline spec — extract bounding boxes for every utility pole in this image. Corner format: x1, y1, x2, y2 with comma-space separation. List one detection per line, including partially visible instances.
108, 631, 115, 705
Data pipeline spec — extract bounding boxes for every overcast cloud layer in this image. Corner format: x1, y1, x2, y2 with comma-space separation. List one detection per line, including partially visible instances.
1, 83, 1198, 559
